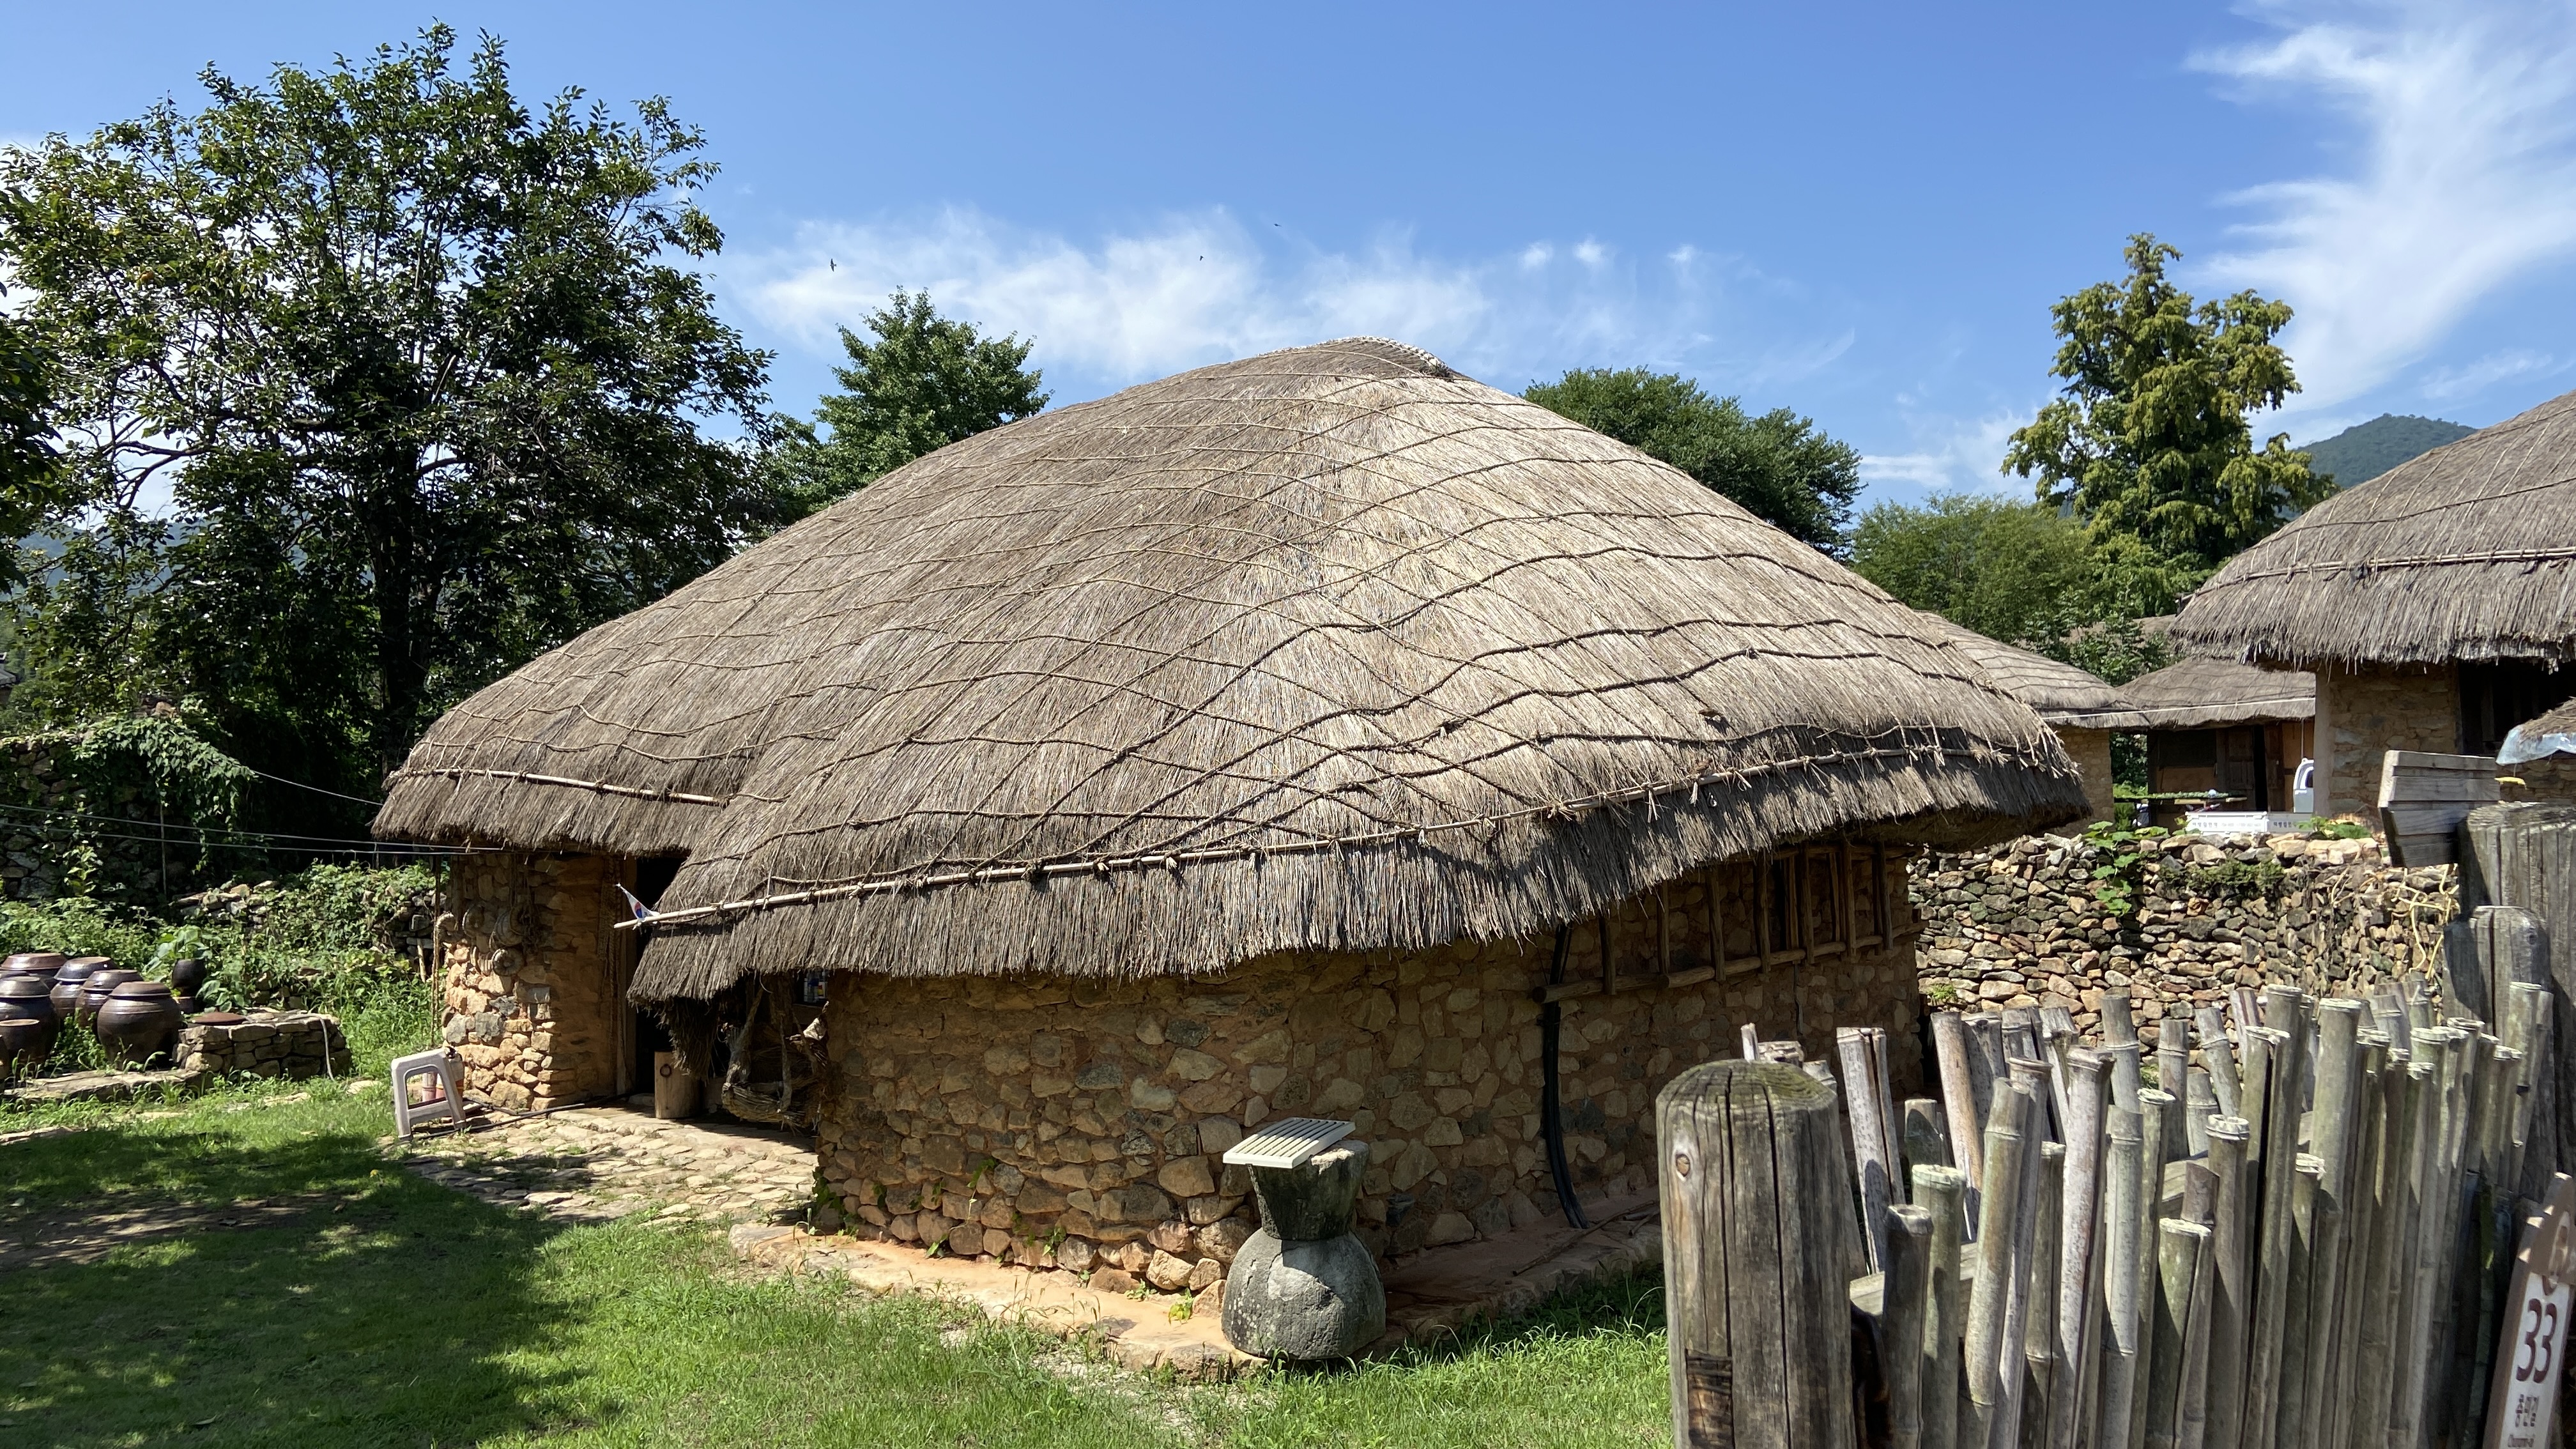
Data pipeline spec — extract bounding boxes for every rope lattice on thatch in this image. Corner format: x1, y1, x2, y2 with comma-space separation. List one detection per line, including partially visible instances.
374, 337, 2085, 1000
2113, 657, 2315, 730
1911, 611, 2145, 730
2173, 388, 2576, 666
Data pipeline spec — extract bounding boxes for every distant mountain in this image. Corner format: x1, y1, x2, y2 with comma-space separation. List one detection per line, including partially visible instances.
2301, 414, 2475, 488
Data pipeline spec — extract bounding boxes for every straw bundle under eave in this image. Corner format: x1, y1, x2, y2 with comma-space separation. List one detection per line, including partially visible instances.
373, 338, 2086, 999
2172, 387, 2576, 666
2112, 657, 2314, 731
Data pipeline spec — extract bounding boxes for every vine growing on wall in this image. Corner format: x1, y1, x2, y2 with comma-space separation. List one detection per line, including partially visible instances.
2079, 818, 2168, 918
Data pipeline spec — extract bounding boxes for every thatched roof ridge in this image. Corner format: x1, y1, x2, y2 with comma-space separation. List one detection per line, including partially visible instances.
376, 338, 2083, 999
2114, 657, 2314, 730
2172, 388, 2576, 666
1914, 612, 2143, 729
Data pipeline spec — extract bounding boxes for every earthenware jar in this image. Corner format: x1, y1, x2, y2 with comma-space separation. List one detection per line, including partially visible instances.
165, 956, 208, 1013
4, 951, 65, 978
0, 975, 61, 1060
48, 959, 97, 1018
78, 968, 140, 1027
95, 980, 185, 1067
0, 1001, 38, 1078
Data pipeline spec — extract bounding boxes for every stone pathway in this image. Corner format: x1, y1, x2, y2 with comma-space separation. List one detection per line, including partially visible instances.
399, 1104, 818, 1227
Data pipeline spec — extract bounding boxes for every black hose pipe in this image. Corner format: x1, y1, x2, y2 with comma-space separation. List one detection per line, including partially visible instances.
1540, 923, 1590, 1229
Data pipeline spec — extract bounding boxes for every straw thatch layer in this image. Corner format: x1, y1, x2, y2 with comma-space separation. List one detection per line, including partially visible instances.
2113, 657, 2314, 730
1915, 612, 2143, 729
376, 338, 2084, 1000
2172, 388, 2576, 666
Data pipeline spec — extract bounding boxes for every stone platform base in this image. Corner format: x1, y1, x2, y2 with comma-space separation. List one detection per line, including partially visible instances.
4, 1068, 197, 1105
728, 1188, 1662, 1379
399, 1103, 817, 1227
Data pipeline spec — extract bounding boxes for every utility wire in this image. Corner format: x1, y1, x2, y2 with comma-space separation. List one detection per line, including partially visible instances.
0, 797, 477, 852
240, 764, 385, 808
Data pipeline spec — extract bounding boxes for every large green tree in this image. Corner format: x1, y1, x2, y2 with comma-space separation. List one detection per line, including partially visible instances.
0, 302, 65, 588
1522, 368, 1862, 551
0, 27, 778, 801
769, 290, 1047, 520
2002, 234, 2327, 575
1850, 493, 2094, 645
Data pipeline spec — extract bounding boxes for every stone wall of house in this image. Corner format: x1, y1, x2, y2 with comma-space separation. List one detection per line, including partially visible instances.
2055, 726, 2117, 827
1912, 829, 2457, 1038
179, 1010, 351, 1080
2319, 664, 2459, 818
813, 843, 1923, 1290
439, 852, 627, 1110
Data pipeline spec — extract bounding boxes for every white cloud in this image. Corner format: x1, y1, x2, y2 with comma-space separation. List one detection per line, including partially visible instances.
2195, 1, 2576, 411
1860, 406, 2037, 497
729, 207, 1850, 397
2419, 347, 2568, 401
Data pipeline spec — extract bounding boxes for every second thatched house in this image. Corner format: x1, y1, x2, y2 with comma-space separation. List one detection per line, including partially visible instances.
2174, 388, 2576, 816
1918, 614, 2140, 825
2112, 658, 2316, 825
376, 339, 2082, 1280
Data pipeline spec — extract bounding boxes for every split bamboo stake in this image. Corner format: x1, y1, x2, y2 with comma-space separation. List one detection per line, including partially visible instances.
2186, 1069, 2218, 1158
2390, 1048, 2449, 1447
1967, 1012, 2007, 1130
2347, 1047, 2409, 1449
2098, 1107, 2145, 1449
2131, 1089, 2179, 1449
2050, 1048, 2110, 1449
1906, 1097, 1954, 1175
2023, 1142, 2067, 1448
2198, 1009, 2244, 1122
1992, 1070, 2050, 1449
2159, 1011, 2191, 1102
2145, 1219, 2212, 1449
1963, 1084, 2032, 1449
2296, 1003, 2364, 1449
2200, 1117, 2253, 1449
2243, 1016, 2308, 1449
1915, 1164, 1969, 1449
1935, 1012, 1987, 1232
2269, 1156, 2322, 1449
1887, 1204, 1935, 1449
2102, 990, 2143, 1103
1842, 1027, 1899, 1271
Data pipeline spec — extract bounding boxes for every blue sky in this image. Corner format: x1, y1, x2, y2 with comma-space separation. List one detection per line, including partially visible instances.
9, 1, 2576, 512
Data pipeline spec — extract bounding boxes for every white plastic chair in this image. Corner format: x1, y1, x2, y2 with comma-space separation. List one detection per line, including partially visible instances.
391, 1048, 466, 1137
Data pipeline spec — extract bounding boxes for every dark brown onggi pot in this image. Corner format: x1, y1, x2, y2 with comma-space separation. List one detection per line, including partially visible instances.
4, 951, 66, 978
167, 957, 208, 999
0, 1005, 40, 1078
96, 980, 185, 1068
49, 960, 97, 1018
0, 976, 61, 1061
78, 969, 140, 1029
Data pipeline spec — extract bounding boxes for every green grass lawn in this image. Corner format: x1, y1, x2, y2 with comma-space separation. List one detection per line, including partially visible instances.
1, 1085, 1671, 1448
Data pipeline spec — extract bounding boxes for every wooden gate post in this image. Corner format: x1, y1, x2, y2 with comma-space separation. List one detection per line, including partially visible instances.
1660, 1059, 1859, 1449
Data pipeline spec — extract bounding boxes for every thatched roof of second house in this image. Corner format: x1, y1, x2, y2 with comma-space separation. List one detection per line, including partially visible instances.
376, 338, 2087, 1000
2115, 658, 2315, 730
1917, 613, 2145, 730
2173, 388, 2576, 666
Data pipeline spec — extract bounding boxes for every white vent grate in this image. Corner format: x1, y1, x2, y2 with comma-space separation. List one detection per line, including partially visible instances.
1220, 1117, 1355, 1170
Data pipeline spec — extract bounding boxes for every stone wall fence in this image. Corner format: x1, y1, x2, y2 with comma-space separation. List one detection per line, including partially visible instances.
1911, 827, 2458, 1039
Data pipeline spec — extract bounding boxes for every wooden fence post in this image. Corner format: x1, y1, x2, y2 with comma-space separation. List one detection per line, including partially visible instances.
1885, 1204, 1934, 1449
1659, 1059, 1857, 1449
2461, 802, 2576, 1189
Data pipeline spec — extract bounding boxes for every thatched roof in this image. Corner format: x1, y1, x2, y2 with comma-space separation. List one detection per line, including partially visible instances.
376, 338, 2083, 1000
2172, 388, 2576, 666
1913, 613, 2143, 730
2113, 657, 2314, 730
